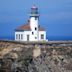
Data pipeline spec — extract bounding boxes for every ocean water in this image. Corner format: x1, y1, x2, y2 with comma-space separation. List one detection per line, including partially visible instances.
47, 36, 72, 41
0, 36, 72, 41
0, 36, 14, 40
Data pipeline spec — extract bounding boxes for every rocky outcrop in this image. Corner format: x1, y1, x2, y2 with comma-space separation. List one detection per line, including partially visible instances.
0, 40, 72, 72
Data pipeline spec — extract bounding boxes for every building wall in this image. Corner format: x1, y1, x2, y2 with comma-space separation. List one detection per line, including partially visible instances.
39, 31, 46, 41
23, 31, 31, 41
15, 31, 24, 41
15, 31, 47, 41
15, 31, 31, 41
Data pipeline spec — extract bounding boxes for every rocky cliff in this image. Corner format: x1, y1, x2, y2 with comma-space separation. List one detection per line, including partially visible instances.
0, 40, 72, 72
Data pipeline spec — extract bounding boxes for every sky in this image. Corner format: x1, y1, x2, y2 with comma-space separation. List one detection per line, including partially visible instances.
0, 0, 72, 39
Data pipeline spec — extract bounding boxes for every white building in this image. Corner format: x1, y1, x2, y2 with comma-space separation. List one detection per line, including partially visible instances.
15, 5, 47, 41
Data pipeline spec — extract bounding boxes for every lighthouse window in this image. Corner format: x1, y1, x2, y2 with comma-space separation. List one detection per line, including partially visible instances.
32, 32, 34, 35
41, 34, 44, 39
35, 17, 37, 20
35, 37, 37, 39
35, 27, 37, 30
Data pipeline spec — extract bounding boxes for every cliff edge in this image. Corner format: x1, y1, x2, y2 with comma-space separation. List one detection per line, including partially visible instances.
0, 40, 72, 72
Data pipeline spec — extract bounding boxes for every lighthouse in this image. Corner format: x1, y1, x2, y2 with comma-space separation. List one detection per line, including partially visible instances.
30, 5, 39, 41
15, 5, 47, 41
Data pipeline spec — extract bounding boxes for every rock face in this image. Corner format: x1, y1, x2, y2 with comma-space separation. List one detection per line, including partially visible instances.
33, 45, 41, 58
0, 40, 72, 72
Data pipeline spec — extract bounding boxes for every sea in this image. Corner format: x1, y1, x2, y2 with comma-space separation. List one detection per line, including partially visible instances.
0, 36, 72, 41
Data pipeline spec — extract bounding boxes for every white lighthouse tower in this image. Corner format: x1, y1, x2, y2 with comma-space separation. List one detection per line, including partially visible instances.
29, 5, 39, 41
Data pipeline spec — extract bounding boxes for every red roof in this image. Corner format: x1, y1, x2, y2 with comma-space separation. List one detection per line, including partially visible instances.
15, 23, 31, 31
15, 23, 45, 31
39, 26, 45, 31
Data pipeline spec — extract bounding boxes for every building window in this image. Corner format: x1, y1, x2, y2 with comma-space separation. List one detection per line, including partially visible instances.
16, 34, 18, 39
35, 17, 37, 20
21, 34, 23, 40
41, 34, 44, 39
32, 32, 34, 35
27, 35, 29, 41
35, 27, 37, 30
19, 34, 20, 40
